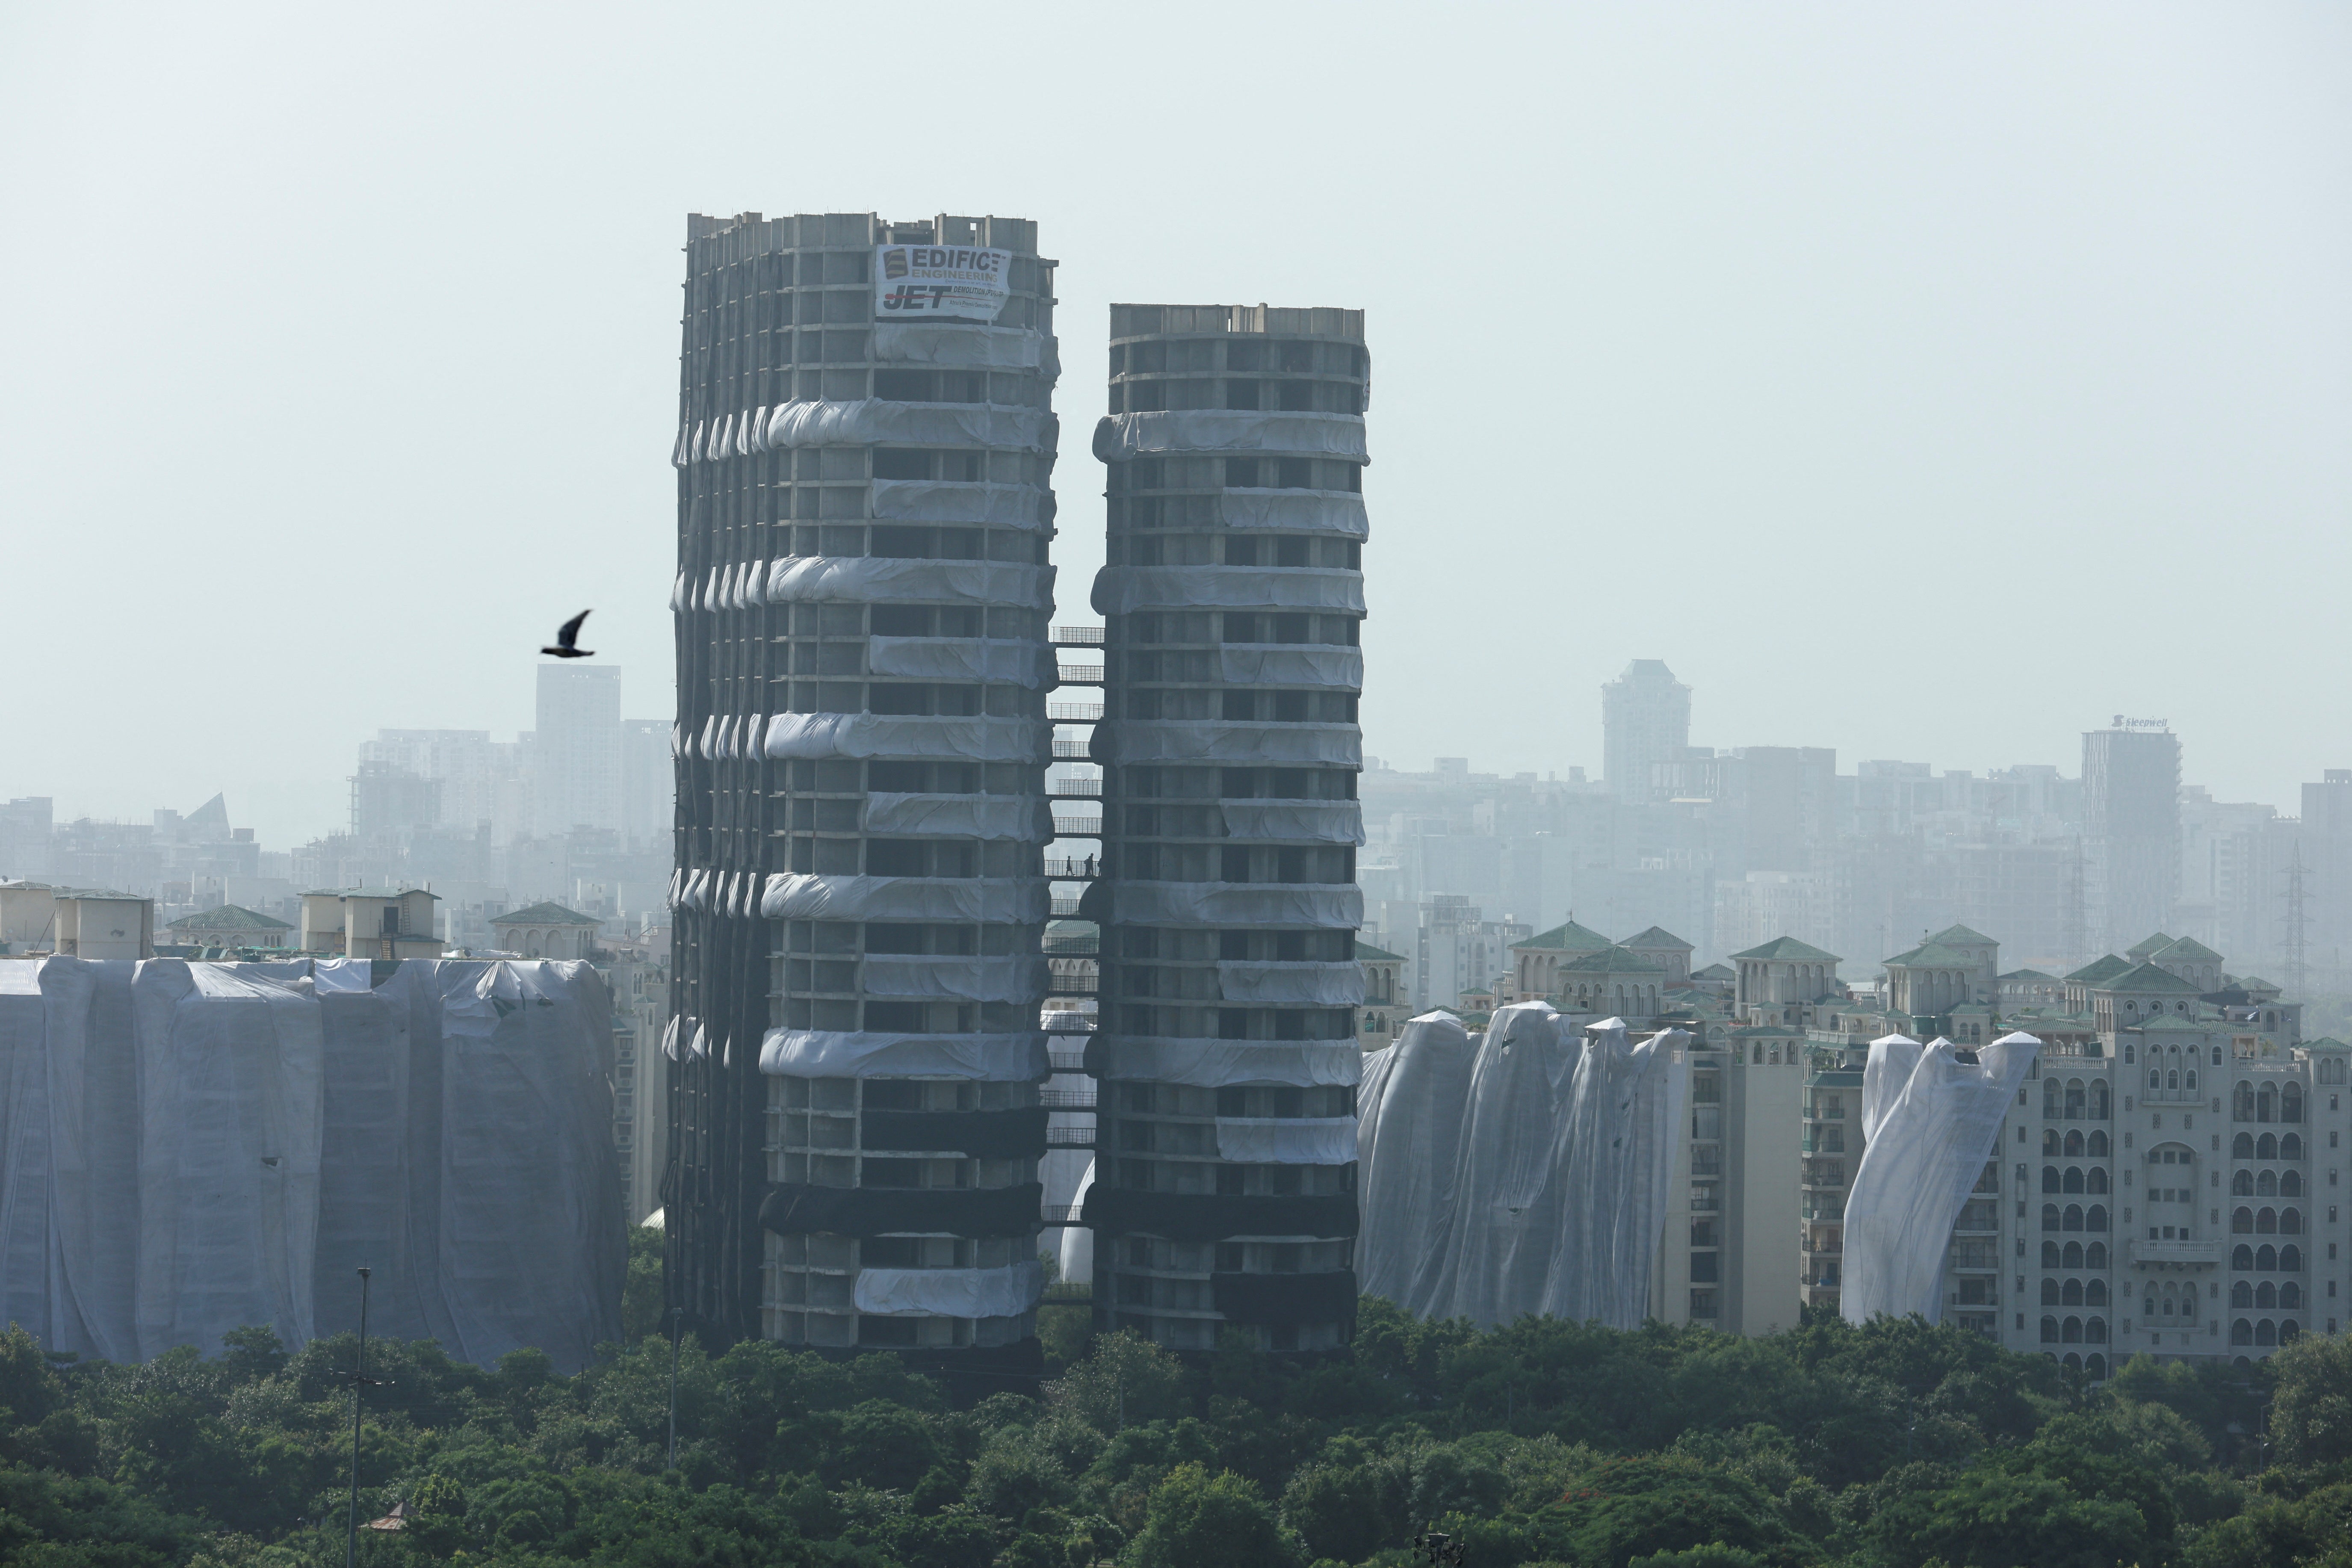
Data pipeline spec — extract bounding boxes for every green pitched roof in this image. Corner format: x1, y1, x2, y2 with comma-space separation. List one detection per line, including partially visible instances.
2000, 969, 2062, 984
1515, 920, 1614, 954
1886, 942, 1986, 969
2065, 954, 2131, 984
1691, 963, 1736, 981
1620, 925, 1693, 951
1730, 936, 1841, 964
2125, 933, 2177, 962
164, 904, 292, 932
1355, 942, 1406, 962
492, 901, 601, 927
1559, 945, 1666, 976
2152, 936, 2225, 964
1926, 924, 1998, 948
2095, 961, 2202, 994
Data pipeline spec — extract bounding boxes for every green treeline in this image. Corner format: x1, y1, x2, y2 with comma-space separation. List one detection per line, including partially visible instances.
4, 1238, 2352, 1567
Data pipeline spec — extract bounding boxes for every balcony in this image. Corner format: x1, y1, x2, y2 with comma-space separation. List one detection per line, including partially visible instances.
1057, 663, 1105, 685
1049, 702, 1104, 723
2130, 1237, 2224, 1267
1050, 777, 1103, 798
1052, 625, 1105, 647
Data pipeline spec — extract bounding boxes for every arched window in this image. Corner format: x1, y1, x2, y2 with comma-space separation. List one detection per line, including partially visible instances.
2043, 1129, 2062, 1155
2066, 1081, 2086, 1119
2041, 1315, 2059, 1343
2282, 1208, 2302, 1234
2231, 1319, 2253, 1345
2062, 1316, 2083, 1343
2062, 1278, 2084, 1306
2281, 1244, 2302, 1272
2062, 1241, 2084, 1268
2258, 1133, 2278, 1160
2256, 1320, 2277, 1347
2257, 1208, 2278, 1234
2086, 1279, 2108, 1307
2234, 1170, 2255, 1196
2234, 1244, 2255, 1270
2064, 1204, 2084, 1232
2065, 1130, 2085, 1157
2043, 1278, 2060, 1305
2086, 1353, 2108, 1379
2087, 1317, 2107, 1344
2063, 1351, 2084, 1370
2233, 1207, 2254, 1233
2180, 1290, 2196, 1321
2235, 1084, 2255, 1121
2092, 1081, 2111, 1118
2187, 1069, 2198, 1092
2043, 1204, 2062, 1232
2042, 1241, 2062, 1267
2045, 1081, 2061, 1118
2284, 1084, 2304, 1123
1752, 1043, 1763, 1064
2281, 1282, 2302, 1310
2087, 1205, 2108, 1232
2064, 1167, 2085, 1194
2283, 1133, 2304, 1160
2257, 1244, 2278, 1271
2086, 1242, 2108, 1269
2044, 1166, 2062, 1193
2234, 1132, 2254, 1158
2284, 1171, 2304, 1197
2088, 1168, 2110, 1195
2167, 1070, 2180, 1091
2230, 1282, 2252, 1309
2212, 1046, 2223, 1066
2145, 1289, 2162, 1318
2256, 1281, 2277, 1309
2258, 1086, 2277, 1123
2257, 1170, 2278, 1198
2089, 1131, 2110, 1157
2281, 1320, 2300, 1343
2148, 1069, 2162, 1091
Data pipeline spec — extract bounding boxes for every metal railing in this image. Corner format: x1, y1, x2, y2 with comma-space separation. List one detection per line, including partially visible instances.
1049, 974, 1099, 995
1049, 1051, 1089, 1072
1050, 896, 1084, 916
1044, 857, 1102, 879
1052, 740, 1093, 759
1057, 664, 1104, 684
1043, 934, 1099, 956
1043, 1015, 1096, 1035
1041, 1089, 1097, 1110
1051, 626, 1105, 647
1050, 777, 1102, 797
1051, 816, 1103, 837
1049, 703, 1104, 722
1047, 1127, 1096, 1149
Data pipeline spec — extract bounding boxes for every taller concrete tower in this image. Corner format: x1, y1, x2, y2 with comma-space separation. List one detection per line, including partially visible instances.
1602, 659, 1691, 804
667, 210, 1059, 1373
1085, 302, 1369, 1352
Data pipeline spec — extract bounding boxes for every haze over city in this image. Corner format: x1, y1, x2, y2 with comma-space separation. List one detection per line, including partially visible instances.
4, 3, 2346, 843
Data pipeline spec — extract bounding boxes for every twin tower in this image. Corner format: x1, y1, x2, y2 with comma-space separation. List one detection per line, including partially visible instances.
663, 212, 1369, 1370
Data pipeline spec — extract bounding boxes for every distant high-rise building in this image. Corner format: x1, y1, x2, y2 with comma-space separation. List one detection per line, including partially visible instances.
666, 210, 1058, 1366
2083, 719, 2181, 955
1092, 299, 1369, 1354
537, 665, 624, 835
620, 719, 673, 852
1603, 660, 1690, 803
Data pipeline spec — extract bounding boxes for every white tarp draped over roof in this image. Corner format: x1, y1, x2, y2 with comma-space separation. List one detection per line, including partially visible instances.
1089, 565, 1366, 617
1841, 1031, 2041, 1326
0, 956, 623, 1370
1356, 1003, 1691, 1329
853, 1259, 1044, 1317
1097, 720, 1362, 768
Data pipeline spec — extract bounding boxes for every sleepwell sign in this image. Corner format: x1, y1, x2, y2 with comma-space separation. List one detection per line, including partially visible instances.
874, 244, 1012, 322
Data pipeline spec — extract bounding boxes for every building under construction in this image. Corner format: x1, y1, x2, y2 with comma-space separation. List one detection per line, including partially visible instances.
666, 211, 1061, 1370
1082, 303, 1370, 1351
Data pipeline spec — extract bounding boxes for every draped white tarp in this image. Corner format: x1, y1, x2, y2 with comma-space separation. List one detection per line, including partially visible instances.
1214, 1117, 1357, 1164
867, 636, 1057, 687
1219, 802, 1367, 846
760, 874, 1051, 924
1086, 1037, 1361, 1089
853, 1259, 1044, 1317
1090, 565, 1365, 617
1056, 1158, 1095, 1282
1841, 1031, 2041, 1326
1215, 960, 1366, 1005
1217, 489, 1370, 537
869, 479, 1053, 527
765, 557, 1055, 611
1092, 410, 1369, 462
860, 955, 1051, 1003
1357, 1003, 1691, 1329
1098, 721, 1362, 768
760, 399, 1056, 455
872, 323, 1049, 368
763, 712, 1049, 763
863, 793, 1055, 840
1106, 881, 1363, 930
1216, 647, 1364, 689
758, 1028, 1050, 1083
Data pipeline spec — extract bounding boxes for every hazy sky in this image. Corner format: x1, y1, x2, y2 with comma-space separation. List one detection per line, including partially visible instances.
3, 3, 2346, 845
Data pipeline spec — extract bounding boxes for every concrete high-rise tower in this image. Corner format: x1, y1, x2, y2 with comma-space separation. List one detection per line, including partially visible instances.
537, 664, 623, 834
2083, 719, 2181, 954
667, 211, 1059, 1370
1602, 659, 1690, 804
1087, 302, 1369, 1352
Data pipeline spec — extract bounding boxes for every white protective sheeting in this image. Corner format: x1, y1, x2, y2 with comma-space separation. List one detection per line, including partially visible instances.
870, 479, 1052, 527
872, 322, 1048, 368
765, 557, 1055, 611
1093, 410, 1369, 462
0, 963, 56, 1343
861, 955, 1052, 1003
1102, 721, 1362, 768
1214, 1117, 1358, 1165
30, 960, 141, 1361
759, 399, 1056, 455
1057, 1158, 1095, 1282
868, 636, 1058, 688
1219, 801, 1367, 846
864, 792, 1056, 840
1358, 1002, 1691, 1329
760, 874, 1051, 924
764, 712, 1050, 764
1217, 646, 1364, 689
759, 1028, 1050, 1083
1087, 1036, 1361, 1089
1861, 1032, 1926, 1141
1355, 1013, 1474, 1316
1215, 960, 1366, 1005
1090, 565, 1365, 617
133, 961, 325, 1359
1108, 881, 1364, 931
854, 1259, 1045, 1317
1841, 1032, 2041, 1326
1218, 489, 1371, 537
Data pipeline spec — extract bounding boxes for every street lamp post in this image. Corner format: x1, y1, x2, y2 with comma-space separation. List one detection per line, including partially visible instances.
667, 1307, 682, 1471
343, 1267, 388, 1568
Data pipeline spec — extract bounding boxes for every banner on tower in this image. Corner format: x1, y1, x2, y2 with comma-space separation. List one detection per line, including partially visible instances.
874, 245, 1012, 322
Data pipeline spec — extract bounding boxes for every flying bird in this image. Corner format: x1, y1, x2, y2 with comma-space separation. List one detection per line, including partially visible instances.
542, 610, 596, 659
